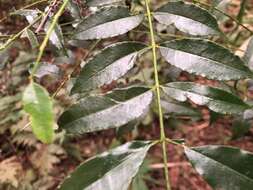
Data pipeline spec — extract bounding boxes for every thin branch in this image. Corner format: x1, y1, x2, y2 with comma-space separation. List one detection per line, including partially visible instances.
31, 0, 70, 78
35, 0, 60, 33
150, 162, 190, 169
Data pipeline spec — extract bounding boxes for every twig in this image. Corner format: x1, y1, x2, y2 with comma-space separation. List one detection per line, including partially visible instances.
35, 0, 60, 33
31, 0, 69, 77
150, 162, 190, 169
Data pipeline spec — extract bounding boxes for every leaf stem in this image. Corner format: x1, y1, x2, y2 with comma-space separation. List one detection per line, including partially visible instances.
144, 0, 171, 189
31, 0, 69, 78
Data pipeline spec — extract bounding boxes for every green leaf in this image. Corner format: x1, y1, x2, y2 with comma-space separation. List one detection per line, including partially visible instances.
73, 6, 144, 40
212, 0, 231, 20
87, 0, 124, 7
212, 0, 231, 7
22, 83, 54, 143
59, 141, 152, 190
185, 146, 253, 190
153, 1, 220, 36
45, 19, 64, 49
33, 62, 61, 79
159, 39, 253, 80
14, 9, 40, 24
0, 46, 10, 70
162, 82, 250, 114
132, 159, 151, 190
67, 0, 82, 20
244, 37, 253, 69
161, 100, 201, 119
58, 86, 153, 134
71, 42, 147, 94
232, 119, 251, 139
22, 28, 39, 49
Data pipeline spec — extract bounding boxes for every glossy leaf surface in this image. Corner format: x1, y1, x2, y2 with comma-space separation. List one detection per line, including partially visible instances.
22, 28, 39, 49
162, 82, 250, 114
67, 0, 82, 20
34, 62, 61, 79
161, 100, 201, 118
58, 86, 153, 134
14, 9, 40, 24
71, 42, 147, 94
0, 47, 10, 70
87, 0, 123, 7
22, 83, 54, 143
185, 146, 253, 190
154, 1, 220, 36
59, 141, 152, 190
159, 39, 253, 80
44, 19, 64, 49
244, 37, 253, 69
212, 0, 231, 6
73, 6, 143, 40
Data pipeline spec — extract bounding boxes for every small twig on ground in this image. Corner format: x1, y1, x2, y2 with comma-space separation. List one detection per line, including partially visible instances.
150, 162, 190, 169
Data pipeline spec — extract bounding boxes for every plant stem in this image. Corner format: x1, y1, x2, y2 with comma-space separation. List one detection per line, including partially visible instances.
31, 0, 69, 78
237, 0, 247, 23
144, 0, 171, 189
